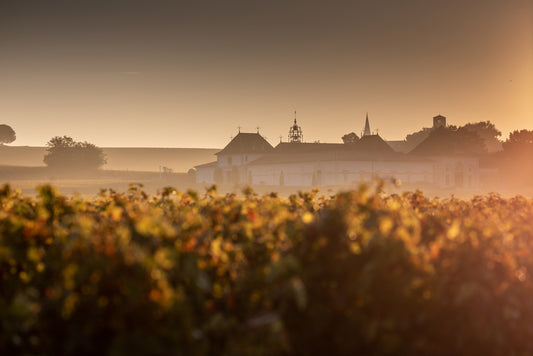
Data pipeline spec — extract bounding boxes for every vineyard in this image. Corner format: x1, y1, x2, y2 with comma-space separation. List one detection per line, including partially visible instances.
1, 183, 533, 355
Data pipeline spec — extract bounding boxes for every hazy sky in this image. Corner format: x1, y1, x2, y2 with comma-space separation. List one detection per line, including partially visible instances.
1, 0, 532, 148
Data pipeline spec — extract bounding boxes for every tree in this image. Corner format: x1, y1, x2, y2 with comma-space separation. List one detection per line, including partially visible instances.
455, 125, 487, 155
503, 130, 533, 153
43, 136, 106, 173
460, 121, 502, 152
0, 124, 16, 145
499, 130, 533, 186
405, 121, 501, 154
342, 132, 359, 144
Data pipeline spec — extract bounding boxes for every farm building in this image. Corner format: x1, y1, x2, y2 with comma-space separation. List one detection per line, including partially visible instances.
195, 115, 480, 189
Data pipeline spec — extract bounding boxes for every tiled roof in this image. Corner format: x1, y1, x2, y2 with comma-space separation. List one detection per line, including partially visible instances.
216, 133, 274, 155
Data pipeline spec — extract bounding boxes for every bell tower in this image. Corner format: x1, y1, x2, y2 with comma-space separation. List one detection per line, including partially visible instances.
288, 111, 303, 143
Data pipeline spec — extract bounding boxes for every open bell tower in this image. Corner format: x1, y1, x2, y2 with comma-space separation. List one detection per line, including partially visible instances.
288, 111, 303, 143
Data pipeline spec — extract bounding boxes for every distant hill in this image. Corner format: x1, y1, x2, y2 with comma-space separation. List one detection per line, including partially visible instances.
0, 146, 219, 172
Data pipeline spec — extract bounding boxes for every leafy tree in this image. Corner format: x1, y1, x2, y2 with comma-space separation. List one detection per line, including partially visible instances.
43, 136, 106, 173
406, 121, 502, 154
341, 132, 359, 144
455, 125, 487, 154
492, 130, 533, 187
502, 129, 533, 153
0, 124, 16, 145
460, 121, 502, 152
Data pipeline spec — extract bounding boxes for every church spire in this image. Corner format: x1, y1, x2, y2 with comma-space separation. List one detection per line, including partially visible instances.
363, 112, 371, 136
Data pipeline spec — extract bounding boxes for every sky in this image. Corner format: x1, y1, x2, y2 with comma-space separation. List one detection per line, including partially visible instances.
1, 0, 532, 148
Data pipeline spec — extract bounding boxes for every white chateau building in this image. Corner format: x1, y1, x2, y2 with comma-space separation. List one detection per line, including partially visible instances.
195, 115, 480, 189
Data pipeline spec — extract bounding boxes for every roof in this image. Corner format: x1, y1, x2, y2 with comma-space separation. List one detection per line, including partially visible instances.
357, 134, 396, 153
216, 132, 274, 156
409, 127, 485, 156
386, 140, 409, 153
194, 161, 218, 169
249, 134, 411, 165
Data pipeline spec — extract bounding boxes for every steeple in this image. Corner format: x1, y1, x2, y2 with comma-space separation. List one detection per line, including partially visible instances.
363, 113, 371, 136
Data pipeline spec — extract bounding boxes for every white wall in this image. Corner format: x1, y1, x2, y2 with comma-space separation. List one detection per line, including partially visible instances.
217, 154, 263, 167
248, 160, 436, 187
196, 166, 216, 184
199, 155, 480, 189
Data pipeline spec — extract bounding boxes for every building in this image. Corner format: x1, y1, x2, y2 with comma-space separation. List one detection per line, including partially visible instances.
195, 115, 480, 189
195, 132, 273, 184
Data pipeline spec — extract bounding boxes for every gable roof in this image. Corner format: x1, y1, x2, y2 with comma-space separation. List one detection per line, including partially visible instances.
216, 132, 274, 156
356, 134, 396, 153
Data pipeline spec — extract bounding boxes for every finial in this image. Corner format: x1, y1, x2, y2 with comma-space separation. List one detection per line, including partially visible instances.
256, 126, 260, 134
238, 126, 241, 133
280, 135, 283, 143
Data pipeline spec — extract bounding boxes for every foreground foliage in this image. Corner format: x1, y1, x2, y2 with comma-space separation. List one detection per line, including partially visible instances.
1, 184, 533, 355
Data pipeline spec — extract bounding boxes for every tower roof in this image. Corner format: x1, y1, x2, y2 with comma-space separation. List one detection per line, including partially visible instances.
216, 132, 274, 156
363, 113, 371, 136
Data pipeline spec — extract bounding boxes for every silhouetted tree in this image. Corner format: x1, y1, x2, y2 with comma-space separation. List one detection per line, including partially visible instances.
460, 121, 502, 152
342, 132, 359, 144
406, 121, 500, 154
455, 126, 487, 155
498, 130, 533, 186
0, 124, 16, 145
503, 130, 533, 153
43, 136, 106, 173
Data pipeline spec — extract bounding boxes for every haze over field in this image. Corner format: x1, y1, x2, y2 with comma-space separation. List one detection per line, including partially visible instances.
1, 0, 531, 149
0, 146, 218, 172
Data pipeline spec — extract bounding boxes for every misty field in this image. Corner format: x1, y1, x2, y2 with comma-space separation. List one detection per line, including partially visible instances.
2, 183, 533, 355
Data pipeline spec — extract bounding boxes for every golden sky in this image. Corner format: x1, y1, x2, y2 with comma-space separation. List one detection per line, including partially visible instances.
1, 0, 531, 148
